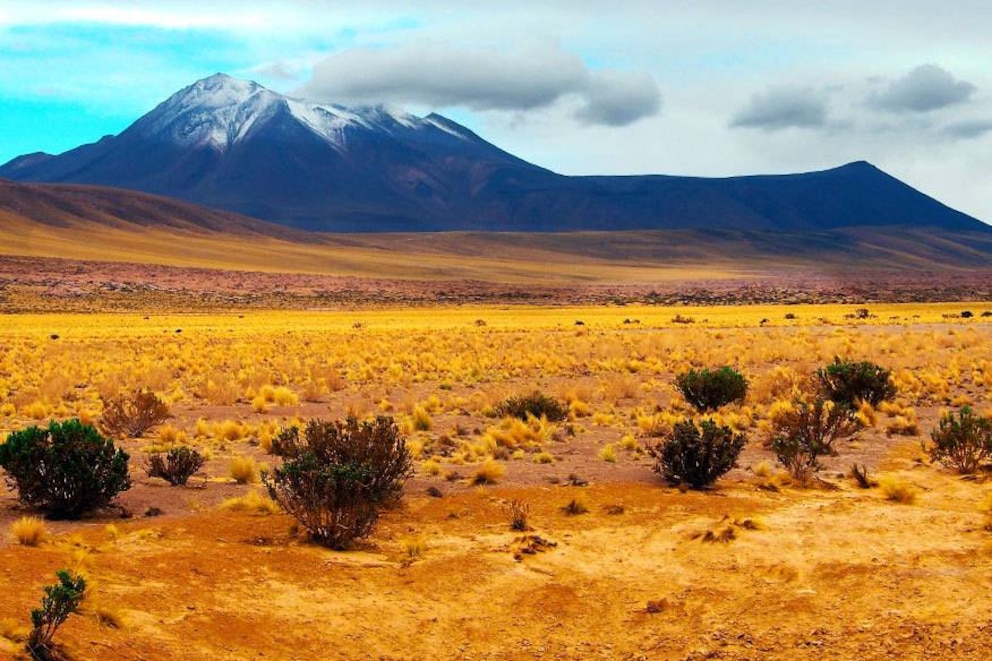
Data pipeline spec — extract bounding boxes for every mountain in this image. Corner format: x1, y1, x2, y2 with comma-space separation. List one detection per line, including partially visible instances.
1, 73, 987, 234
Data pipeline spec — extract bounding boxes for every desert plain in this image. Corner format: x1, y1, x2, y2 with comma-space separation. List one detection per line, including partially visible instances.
2, 257, 992, 660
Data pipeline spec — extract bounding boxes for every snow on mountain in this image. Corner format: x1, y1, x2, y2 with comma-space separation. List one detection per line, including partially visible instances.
133, 73, 467, 152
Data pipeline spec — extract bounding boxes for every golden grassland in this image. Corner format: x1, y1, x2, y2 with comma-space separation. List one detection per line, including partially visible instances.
3, 302, 992, 659
1, 302, 987, 428
2, 217, 749, 283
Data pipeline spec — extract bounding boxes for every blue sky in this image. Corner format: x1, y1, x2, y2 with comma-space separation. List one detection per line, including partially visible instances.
2, 1, 990, 221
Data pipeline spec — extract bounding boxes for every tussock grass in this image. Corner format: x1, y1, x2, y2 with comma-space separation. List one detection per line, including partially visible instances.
10, 516, 47, 546
220, 489, 280, 514
879, 477, 919, 504
230, 456, 260, 484
471, 459, 505, 485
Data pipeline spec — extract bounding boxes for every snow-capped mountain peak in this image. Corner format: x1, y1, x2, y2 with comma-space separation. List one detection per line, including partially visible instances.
134, 73, 468, 152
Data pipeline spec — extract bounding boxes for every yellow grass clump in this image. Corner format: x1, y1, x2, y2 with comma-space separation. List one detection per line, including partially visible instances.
220, 489, 280, 515
410, 405, 433, 431
10, 517, 47, 546
879, 477, 919, 505
402, 536, 427, 561
472, 459, 505, 485
230, 456, 260, 484
483, 415, 553, 451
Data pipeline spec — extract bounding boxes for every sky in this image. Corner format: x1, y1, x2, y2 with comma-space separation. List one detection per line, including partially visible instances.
1, 1, 990, 222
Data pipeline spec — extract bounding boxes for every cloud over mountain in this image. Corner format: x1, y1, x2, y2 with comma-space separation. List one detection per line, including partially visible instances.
301, 41, 661, 127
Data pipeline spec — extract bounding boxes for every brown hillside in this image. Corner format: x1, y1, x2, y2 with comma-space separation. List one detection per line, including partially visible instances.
3, 179, 992, 286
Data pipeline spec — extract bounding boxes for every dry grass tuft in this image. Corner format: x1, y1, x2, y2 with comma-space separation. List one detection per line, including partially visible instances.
230, 456, 259, 484
471, 459, 505, 485
561, 495, 590, 516
220, 489, 280, 515
402, 536, 427, 561
10, 516, 47, 546
879, 477, 919, 504
507, 499, 531, 531
0, 617, 28, 643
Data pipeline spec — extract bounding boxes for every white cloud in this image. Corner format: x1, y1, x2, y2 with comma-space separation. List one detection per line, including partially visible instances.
302, 41, 661, 126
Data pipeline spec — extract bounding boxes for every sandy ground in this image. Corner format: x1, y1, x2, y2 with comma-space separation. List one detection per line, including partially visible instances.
2, 403, 992, 660
2, 265, 992, 658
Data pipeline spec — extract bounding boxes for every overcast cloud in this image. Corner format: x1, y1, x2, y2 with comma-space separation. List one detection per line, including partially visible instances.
869, 64, 977, 113
942, 119, 992, 140
302, 42, 661, 126
730, 87, 829, 132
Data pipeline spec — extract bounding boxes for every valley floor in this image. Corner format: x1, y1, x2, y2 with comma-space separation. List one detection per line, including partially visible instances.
2, 304, 992, 659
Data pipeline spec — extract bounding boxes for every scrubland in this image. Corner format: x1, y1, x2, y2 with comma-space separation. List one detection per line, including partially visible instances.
3, 302, 992, 659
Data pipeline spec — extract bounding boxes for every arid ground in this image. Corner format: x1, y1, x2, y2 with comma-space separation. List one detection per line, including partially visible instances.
2, 295, 992, 660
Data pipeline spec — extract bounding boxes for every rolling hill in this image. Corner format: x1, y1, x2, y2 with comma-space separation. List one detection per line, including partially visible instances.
3, 179, 992, 286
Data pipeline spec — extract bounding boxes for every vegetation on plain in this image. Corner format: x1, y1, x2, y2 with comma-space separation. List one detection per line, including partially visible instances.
263, 416, 412, 549
0, 419, 131, 519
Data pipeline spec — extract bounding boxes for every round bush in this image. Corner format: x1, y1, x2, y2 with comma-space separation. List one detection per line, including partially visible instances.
0, 419, 131, 519
492, 392, 568, 422
674, 367, 748, 412
815, 357, 896, 407
648, 419, 746, 489
265, 416, 412, 549
927, 406, 992, 474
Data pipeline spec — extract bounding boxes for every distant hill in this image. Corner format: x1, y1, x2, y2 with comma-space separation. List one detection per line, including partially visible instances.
0, 178, 300, 237
3, 179, 992, 284
2, 73, 987, 234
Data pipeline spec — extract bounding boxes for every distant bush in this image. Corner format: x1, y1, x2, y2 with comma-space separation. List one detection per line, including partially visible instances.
99, 390, 170, 438
815, 357, 896, 407
28, 570, 87, 660
648, 419, 746, 489
769, 399, 859, 485
845, 308, 873, 320
145, 446, 204, 486
0, 419, 131, 519
264, 416, 412, 549
674, 367, 748, 412
493, 392, 568, 422
926, 406, 992, 474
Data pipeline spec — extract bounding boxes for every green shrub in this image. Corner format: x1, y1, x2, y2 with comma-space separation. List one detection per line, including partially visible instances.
769, 399, 859, 485
926, 406, 992, 474
264, 416, 412, 549
99, 390, 170, 438
674, 367, 748, 412
492, 392, 568, 422
27, 569, 86, 660
815, 357, 896, 407
0, 419, 131, 519
145, 446, 204, 486
648, 419, 746, 489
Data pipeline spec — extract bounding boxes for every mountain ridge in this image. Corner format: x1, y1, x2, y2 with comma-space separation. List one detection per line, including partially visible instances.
1, 73, 986, 234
